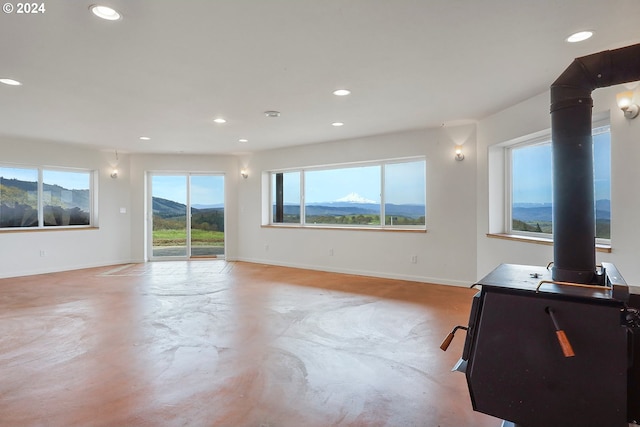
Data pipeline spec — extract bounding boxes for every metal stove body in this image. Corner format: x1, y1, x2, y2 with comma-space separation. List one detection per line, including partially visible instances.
457, 263, 640, 427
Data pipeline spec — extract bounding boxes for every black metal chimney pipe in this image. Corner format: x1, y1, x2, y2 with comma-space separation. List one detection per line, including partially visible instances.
551, 43, 640, 283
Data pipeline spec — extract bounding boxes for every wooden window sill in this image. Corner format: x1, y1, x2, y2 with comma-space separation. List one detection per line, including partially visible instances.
262, 224, 427, 233
0, 226, 99, 234
487, 233, 611, 253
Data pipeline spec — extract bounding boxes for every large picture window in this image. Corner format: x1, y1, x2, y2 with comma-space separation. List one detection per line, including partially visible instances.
507, 124, 610, 241
270, 158, 426, 229
0, 166, 94, 229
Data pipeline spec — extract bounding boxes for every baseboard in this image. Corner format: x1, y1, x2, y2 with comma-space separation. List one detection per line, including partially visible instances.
0, 259, 138, 279
234, 256, 473, 288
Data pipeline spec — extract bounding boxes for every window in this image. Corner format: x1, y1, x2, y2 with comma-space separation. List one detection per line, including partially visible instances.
305, 165, 381, 225
270, 158, 426, 229
0, 166, 94, 229
507, 124, 610, 241
271, 171, 301, 223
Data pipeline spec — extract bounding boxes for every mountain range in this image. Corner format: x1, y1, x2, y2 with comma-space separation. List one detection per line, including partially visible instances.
0, 178, 90, 210
152, 197, 224, 218
284, 202, 425, 218
513, 200, 610, 221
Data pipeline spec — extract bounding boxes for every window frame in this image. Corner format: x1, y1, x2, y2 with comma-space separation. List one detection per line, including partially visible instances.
504, 118, 611, 244
268, 157, 426, 230
0, 164, 97, 231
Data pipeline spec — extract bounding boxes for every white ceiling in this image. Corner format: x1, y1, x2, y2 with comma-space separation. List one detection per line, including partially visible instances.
1, 0, 639, 155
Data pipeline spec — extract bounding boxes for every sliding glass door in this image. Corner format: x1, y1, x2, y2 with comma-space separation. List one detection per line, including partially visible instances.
189, 175, 225, 257
149, 173, 224, 259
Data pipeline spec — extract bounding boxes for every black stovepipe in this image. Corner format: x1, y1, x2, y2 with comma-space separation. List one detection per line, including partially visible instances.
550, 43, 640, 283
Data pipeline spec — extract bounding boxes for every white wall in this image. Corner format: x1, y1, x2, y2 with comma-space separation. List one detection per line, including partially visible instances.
3, 85, 636, 288
0, 137, 132, 278
236, 127, 478, 286
476, 85, 640, 286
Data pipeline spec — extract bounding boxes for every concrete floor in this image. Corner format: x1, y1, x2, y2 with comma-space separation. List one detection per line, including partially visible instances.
0, 261, 498, 427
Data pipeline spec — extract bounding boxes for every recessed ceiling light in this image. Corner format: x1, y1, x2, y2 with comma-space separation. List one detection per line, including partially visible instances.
264, 110, 281, 118
566, 31, 593, 43
213, 118, 227, 124
0, 78, 22, 86
332, 122, 344, 127
139, 136, 151, 141
238, 138, 248, 143
333, 89, 351, 96
89, 5, 122, 21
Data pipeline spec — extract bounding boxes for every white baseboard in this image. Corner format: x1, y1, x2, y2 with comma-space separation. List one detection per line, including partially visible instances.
234, 256, 473, 288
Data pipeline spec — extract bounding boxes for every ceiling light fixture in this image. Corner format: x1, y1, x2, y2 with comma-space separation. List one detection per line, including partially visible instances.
333, 89, 351, 96
213, 118, 227, 124
566, 31, 593, 43
238, 138, 248, 143
139, 136, 151, 141
264, 110, 281, 118
0, 78, 22, 86
332, 122, 344, 127
89, 5, 122, 21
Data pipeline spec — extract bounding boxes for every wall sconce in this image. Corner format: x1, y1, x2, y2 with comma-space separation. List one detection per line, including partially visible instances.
455, 146, 465, 161
617, 91, 639, 119
240, 168, 249, 179
110, 150, 119, 178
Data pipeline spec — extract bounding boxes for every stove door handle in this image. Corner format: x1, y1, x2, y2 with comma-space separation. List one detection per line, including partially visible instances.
546, 307, 575, 358
440, 325, 469, 351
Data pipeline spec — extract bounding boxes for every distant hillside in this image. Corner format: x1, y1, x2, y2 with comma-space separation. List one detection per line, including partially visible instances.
0, 178, 37, 192
1, 178, 90, 210
152, 197, 187, 217
151, 197, 225, 232
513, 200, 610, 222
284, 202, 425, 218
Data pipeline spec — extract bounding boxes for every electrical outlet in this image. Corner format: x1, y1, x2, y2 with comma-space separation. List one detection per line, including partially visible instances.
40, 250, 46, 257
411, 255, 418, 264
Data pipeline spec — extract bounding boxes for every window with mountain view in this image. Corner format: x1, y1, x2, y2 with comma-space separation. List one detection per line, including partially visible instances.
509, 125, 610, 240
0, 167, 38, 228
305, 165, 381, 225
270, 158, 426, 229
43, 170, 91, 226
384, 160, 426, 226
0, 166, 93, 229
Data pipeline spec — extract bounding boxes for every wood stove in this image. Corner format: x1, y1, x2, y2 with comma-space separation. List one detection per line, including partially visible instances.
441, 44, 640, 427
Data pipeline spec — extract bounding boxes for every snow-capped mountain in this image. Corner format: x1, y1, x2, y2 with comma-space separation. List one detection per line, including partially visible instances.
334, 192, 377, 204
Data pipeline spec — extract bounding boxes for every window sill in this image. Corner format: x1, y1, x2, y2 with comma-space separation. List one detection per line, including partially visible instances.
262, 224, 427, 233
487, 233, 611, 253
0, 226, 99, 234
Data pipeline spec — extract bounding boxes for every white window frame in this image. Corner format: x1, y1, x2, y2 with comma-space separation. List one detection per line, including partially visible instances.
0, 164, 97, 230
268, 157, 426, 230
503, 117, 610, 244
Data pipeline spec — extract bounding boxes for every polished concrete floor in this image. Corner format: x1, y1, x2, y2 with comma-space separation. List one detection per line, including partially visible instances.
0, 261, 498, 427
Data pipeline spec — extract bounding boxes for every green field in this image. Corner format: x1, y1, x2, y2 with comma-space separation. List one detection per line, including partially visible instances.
285, 214, 425, 226
152, 229, 224, 246
513, 219, 610, 239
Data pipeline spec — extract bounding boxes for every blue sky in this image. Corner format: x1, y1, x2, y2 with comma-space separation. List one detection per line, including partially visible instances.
151, 175, 224, 205
1, 167, 89, 190
279, 160, 426, 205
512, 132, 611, 204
